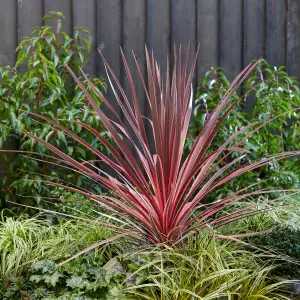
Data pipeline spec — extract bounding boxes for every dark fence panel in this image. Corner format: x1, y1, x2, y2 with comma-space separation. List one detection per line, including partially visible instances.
197, 0, 219, 79
97, 0, 122, 120
0, 0, 298, 92
0, 0, 298, 109
266, 0, 286, 66
243, 0, 266, 113
287, 0, 300, 79
0, 0, 299, 169
220, 0, 243, 82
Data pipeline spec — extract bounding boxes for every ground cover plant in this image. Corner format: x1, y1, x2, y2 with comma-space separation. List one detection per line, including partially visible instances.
0, 212, 115, 280
0, 12, 107, 208
0, 212, 297, 299
127, 232, 292, 300
0, 211, 126, 299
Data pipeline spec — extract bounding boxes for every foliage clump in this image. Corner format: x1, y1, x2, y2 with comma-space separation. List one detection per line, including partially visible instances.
187, 60, 300, 200
0, 12, 107, 207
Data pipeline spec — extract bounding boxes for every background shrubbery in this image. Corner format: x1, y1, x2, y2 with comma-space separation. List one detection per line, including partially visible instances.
187, 61, 300, 200
0, 12, 108, 208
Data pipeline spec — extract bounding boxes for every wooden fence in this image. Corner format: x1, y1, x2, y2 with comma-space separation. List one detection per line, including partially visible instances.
0, 0, 300, 170
1, 0, 300, 112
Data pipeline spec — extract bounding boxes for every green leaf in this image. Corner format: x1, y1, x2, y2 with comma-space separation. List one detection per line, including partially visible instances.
32, 260, 57, 273
67, 146, 74, 156
64, 37, 73, 48
43, 271, 62, 287
75, 146, 86, 159
56, 19, 62, 33
56, 12, 65, 18
30, 275, 43, 283
78, 52, 84, 64
106, 284, 129, 300
54, 53, 59, 67
42, 15, 53, 21
29, 77, 39, 88
66, 275, 88, 289
33, 60, 40, 67
74, 29, 80, 40
63, 55, 72, 65
45, 34, 54, 45
82, 38, 91, 52
45, 130, 54, 142
57, 131, 67, 145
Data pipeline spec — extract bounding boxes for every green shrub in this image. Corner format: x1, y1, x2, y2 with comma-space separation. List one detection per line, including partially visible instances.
50, 187, 106, 219
253, 226, 300, 255
0, 11, 108, 207
187, 60, 300, 201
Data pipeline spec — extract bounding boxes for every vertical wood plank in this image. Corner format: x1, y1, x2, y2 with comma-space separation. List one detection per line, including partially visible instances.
0, 0, 17, 66
244, 0, 266, 64
18, 0, 43, 41
97, 0, 122, 119
73, 0, 97, 74
197, 0, 219, 80
244, 0, 266, 114
266, 0, 286, 66
147, 0, 171, 74
98, 0, 122, 176
123, 0, 147, 125
287, 0, 300, 79
44, 0, 72, 36
220, 0, 243, 82
172, 0, 196, 73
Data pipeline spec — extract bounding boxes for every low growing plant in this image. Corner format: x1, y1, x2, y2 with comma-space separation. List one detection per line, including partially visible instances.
0, 212, 115, 281
127, 232, 291, 300
1, 232, 294, 299
20, 47, 300, 251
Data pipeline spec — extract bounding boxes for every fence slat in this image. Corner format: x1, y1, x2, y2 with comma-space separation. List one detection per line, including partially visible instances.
147, 0, 171, 75
73, 0, 97, 74
287, 0, 300, 79
220, 0, 243, 82
97, 0, 122, 120
18, 0, 43, 41
172, 0, 196, 73
0, 0, 17, 66
244, 0, 266, 114
123, 0, 147, 145
197, 0, 219, 81
266, 0, 286, 66
244, 0, 265, 65
44, 0, 72, 36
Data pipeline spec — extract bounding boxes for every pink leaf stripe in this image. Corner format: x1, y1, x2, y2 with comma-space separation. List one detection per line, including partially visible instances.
25, 48, 300, 244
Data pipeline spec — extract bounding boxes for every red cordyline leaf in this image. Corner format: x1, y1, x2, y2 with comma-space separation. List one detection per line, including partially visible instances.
24, 47, 300, 245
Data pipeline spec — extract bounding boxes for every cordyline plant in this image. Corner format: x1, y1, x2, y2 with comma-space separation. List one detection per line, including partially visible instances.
12, 47, 300, 249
